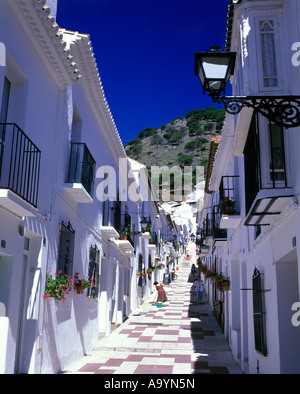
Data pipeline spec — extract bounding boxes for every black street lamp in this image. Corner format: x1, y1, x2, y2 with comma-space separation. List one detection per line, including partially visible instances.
195, 45, 236, 100
195, 46, 300, 128
134, 217, 151, 236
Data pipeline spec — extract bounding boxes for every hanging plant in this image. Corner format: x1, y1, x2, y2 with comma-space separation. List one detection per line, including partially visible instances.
204, 268, 217, 280
199, 263, 208, 275
73, 272, 93, 294
214, 274, 230, 291
43, 270, 73, 303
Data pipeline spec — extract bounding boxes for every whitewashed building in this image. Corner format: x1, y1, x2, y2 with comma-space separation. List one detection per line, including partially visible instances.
0, 0, 178, 374
198, 0, 300, 374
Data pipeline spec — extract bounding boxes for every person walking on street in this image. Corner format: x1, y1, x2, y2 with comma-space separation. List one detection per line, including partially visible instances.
191, 276, 204, 304
191, 263, 196, 279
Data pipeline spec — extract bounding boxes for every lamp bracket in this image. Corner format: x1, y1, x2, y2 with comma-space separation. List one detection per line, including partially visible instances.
211, 95, 300, 128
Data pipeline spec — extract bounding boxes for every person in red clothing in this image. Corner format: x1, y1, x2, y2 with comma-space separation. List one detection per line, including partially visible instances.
154, 281, 167, 303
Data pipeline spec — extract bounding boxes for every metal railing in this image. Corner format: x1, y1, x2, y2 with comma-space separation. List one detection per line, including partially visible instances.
219, 175, 240, 215
213, 207, 227, 239
67, 143, 96, 197
201, 209, 227, 241
0, 123, 41, 207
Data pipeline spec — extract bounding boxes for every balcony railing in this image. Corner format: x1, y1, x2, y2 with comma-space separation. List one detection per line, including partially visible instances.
213, 208, 227, 240
0, 123, 41, 207
67, 143, 96, 197
201, 210, 227, 244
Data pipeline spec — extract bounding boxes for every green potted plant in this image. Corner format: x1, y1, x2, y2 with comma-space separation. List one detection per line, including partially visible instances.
149, 234, 156, 245
122, 226, 131, 240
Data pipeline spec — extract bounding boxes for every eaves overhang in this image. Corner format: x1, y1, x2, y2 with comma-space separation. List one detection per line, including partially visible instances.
7, 0, 81, 88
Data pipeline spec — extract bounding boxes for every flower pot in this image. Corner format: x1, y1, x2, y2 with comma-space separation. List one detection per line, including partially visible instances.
222, 282, 230, 291
75, 286, 85, 294
225, 206, 235, 214
122, 235, 128, 240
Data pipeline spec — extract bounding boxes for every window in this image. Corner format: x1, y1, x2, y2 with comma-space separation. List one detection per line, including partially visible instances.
0, 77, 11, 172
0, 77, 11, 123
24, 237, 30, 251
260, 20, 278, 88
87, 245, 100, 299
252, 268, 268, 356
258, 115, 290, 189
57, 221, 75, 277
102, 198, 110, 226
138, 254, 143, 288
67, 143, 96, 197
269, 123, 285, 183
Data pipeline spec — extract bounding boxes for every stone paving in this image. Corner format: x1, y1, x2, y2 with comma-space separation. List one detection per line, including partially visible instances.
63, 252, 243, 375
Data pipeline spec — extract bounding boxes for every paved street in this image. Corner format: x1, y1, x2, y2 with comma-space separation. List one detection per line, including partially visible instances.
63, 252, 243, 375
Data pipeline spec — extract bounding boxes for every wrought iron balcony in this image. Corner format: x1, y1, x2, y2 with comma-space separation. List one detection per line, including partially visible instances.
213, 208, 227, 245
201, 210, 227, 246
202, 215, 214, 245
0, 123, 41, 213
219, 176, 242, 229
65, 143, 96, 203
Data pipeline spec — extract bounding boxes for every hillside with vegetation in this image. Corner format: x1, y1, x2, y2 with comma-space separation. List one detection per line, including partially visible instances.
125, 107, 225, 168
125, 107, 226, 201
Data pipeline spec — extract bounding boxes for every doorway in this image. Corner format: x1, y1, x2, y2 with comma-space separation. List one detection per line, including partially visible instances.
14, 236, 42, 374
276, 249, 300, 374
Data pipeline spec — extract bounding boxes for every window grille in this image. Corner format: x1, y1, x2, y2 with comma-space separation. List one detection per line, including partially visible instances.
57, 221, 75, 277
252, 268, 268, 356
87, 245, 100, 299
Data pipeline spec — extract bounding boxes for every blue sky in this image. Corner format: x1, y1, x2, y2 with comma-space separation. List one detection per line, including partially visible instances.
56, 0, 229, 145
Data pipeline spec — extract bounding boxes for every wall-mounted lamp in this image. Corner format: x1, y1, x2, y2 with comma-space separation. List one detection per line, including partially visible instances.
195, 46, 300, 128
134, 217, 151, 236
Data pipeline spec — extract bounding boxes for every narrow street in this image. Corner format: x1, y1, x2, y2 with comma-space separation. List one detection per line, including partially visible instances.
63, 249, 243, 375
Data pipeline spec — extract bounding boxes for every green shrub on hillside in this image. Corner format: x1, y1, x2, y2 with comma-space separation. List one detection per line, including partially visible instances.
204, 122, 214, 132
186, 107, 225, 122
184, 137, 208, 152
126, 138, 141, 147
177, 154, 193, 166
169, 130, 185, 145
138, 127, 158, 139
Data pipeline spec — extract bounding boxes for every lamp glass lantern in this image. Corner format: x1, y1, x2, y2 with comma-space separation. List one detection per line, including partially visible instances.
195, 46, 236, 99
140, 217, 150, 232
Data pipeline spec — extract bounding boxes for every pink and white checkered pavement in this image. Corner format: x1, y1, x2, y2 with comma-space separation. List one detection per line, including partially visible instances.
63, 251, 242, 375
